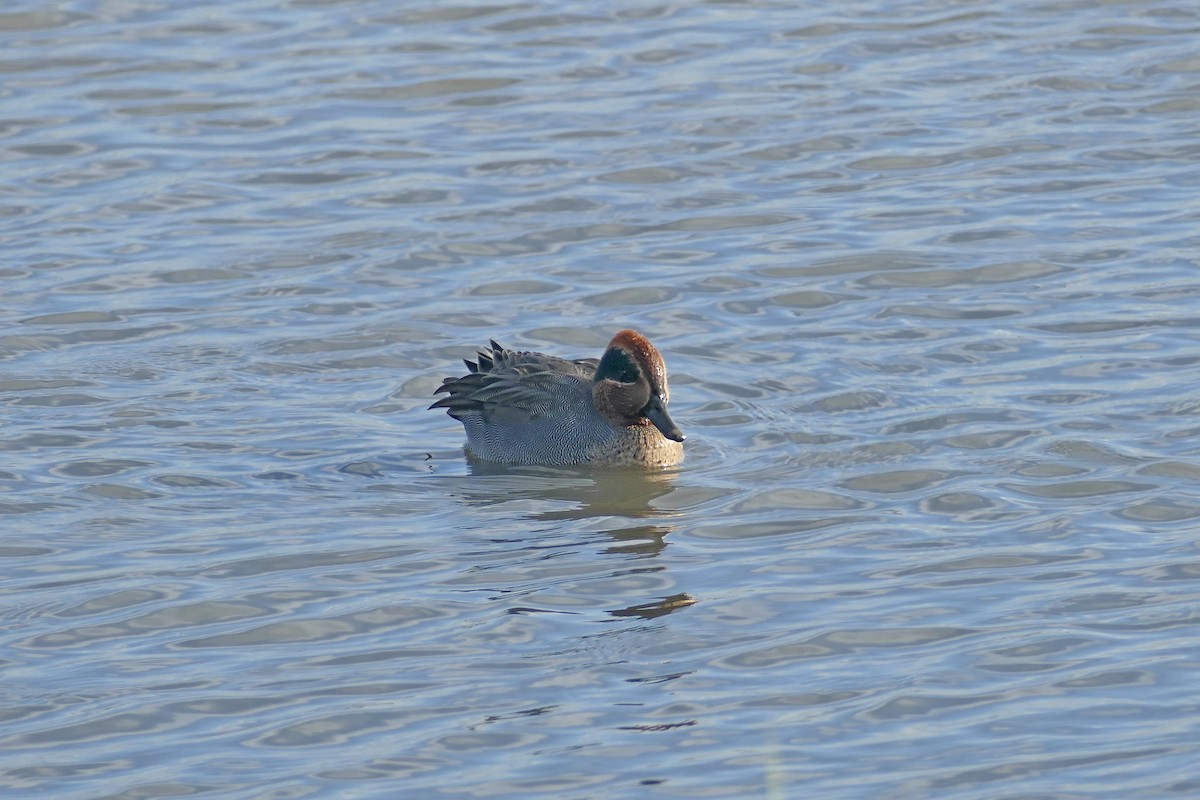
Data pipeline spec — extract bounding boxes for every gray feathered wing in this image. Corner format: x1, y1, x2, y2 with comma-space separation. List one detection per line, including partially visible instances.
430, 340, 599, 423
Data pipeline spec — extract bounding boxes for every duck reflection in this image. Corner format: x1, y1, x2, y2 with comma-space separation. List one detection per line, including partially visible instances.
461, 460, 680, 517
609, 592, 695, 620
460, 463, 681, 558
437, 462, 693, 621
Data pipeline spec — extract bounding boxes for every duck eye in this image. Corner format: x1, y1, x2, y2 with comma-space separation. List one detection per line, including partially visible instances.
597, 349, 640, 384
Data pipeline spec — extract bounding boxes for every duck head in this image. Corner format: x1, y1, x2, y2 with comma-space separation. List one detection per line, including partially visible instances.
592, 329, 685, 442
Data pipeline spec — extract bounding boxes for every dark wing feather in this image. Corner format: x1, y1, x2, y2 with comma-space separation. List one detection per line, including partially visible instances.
430, 342, 597, 421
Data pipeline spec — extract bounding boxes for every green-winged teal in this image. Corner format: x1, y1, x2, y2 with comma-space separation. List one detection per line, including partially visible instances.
431, 329, 685, 466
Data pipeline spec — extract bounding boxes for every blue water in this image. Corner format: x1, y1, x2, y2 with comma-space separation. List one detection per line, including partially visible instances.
3, 1, 1200, 798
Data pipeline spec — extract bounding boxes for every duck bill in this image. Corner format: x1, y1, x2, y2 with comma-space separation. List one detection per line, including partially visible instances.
643, 396, 685, 442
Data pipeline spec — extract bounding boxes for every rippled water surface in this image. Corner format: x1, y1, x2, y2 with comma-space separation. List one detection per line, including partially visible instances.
4, 1, 1200, 797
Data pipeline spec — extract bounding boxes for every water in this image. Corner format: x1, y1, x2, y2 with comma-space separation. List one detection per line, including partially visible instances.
3, 0, 1200, 797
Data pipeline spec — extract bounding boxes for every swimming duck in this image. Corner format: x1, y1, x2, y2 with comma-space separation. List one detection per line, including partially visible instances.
431, 329, 685, 466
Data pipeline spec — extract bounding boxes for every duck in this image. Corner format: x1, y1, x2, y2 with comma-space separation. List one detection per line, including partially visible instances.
430, 329, 685, 466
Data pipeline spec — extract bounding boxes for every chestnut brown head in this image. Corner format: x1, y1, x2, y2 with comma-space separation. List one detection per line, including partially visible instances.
592, 329, 684, 442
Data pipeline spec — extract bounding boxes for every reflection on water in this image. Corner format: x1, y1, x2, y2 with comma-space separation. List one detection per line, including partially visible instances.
3, 0, 1200, 798
609, 592, 696, 620
430, 462, 689, 620
456, 460, 683, 520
